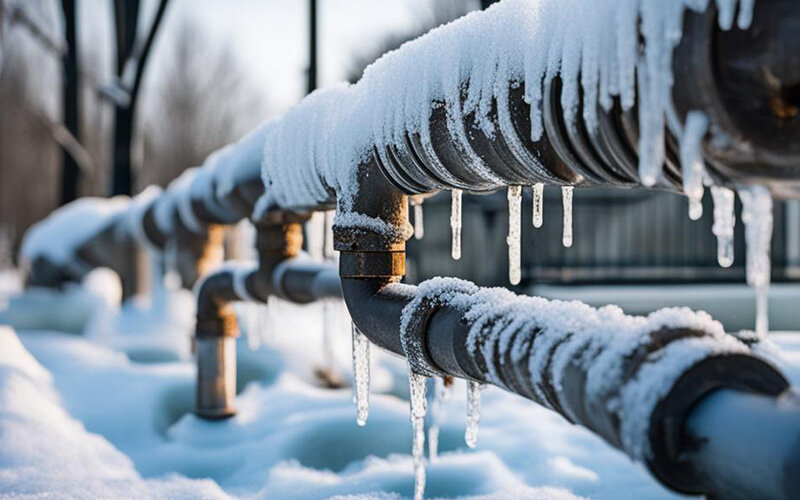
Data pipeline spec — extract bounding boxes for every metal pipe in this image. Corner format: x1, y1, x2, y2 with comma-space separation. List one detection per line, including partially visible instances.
366, 1, 800, 199
193, 214, 343, 419
340, 275, 793, 498
684, 388, 800, 500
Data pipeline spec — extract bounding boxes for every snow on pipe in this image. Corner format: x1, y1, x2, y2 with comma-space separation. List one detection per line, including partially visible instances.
341, 275, 794, 499
15, 0, 800, 494
20, 122, 270, 293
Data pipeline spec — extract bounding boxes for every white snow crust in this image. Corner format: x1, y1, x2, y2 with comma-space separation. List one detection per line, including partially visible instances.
21, 196, 130, 265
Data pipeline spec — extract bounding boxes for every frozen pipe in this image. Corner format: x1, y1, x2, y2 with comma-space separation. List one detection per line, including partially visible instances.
22, 123, 269, 293
366, 1, 800, 199
339, 275, 794, 499
194, 214, 342, 419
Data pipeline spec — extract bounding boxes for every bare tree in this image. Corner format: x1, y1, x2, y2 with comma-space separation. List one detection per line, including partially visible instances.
139, 20, 266, 189
0, 2, 60, 258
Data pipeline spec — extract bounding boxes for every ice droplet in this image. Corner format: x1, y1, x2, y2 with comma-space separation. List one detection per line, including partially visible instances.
507, 186, 522, 285
711, 186, 735, 268
532, 183, 544, 228
680, 111, 708, 221
561, 186, 574, 248
351, 322, 370, 426
451, 189, 463, 260
739, 185, 773, 338
413, 201, 425, 240
409, 372, 428, 500
465, 381, 484, 449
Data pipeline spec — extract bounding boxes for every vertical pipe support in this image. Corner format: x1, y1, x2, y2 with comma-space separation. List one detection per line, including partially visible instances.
194, 211, 309, 419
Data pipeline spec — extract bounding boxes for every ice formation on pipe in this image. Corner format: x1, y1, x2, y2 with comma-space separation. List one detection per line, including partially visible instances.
680, 111, 708, 221
711, 186, 736, 268
739, 185, 773, 337
451, 190, 463, 260
399, 276, 753, 462
21, 197, 130, 266
426, 377, 452, 461
409, 372, 428, 500
351, 322, 370, 426
561, 186, 573, 248
413, 201, 425, 240
532, 183, 544, 228
465, 380, 484, 449
257, 0, 756, 227
508, 186, 522, 285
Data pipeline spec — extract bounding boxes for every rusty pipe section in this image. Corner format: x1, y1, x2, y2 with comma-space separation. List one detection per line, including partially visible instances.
194, 213, 342, 419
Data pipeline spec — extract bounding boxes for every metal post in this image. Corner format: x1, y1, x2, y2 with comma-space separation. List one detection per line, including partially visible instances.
60, 0, 80, 205
110, 0, 170, 196
307, 0, 317, 95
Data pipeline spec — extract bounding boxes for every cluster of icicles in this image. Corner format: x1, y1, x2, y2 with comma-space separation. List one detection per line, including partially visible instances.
251, 0, 776, 497
349, 324, 485, 500
411, 153, 773, 341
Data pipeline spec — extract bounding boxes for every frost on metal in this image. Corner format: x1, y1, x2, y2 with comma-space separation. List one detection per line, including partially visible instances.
254, 0, 756, 236
400, 276, 756, 462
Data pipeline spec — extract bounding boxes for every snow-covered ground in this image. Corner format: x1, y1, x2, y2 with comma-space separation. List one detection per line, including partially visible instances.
1, 277, 798, 499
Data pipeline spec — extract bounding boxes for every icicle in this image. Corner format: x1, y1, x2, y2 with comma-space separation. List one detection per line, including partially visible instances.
680, 111, 708, 221
451, 189, 462, 260
409, 372, 428, 500
465, 381, 484, 449
413, 201, 425, 240
324, 210, 336, 259
507, 186, 522, 285
532, 183, 544, 228
322, 300, 336, 374
739, 185, 773, 338
244, 304, 261, 350
351, 322, 370, 426
711, 187, 736, 268
561, 186, 574, 248
427, 377, 452, 462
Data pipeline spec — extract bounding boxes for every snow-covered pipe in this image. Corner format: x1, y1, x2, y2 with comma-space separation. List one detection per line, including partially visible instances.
340, 275, 794, 498
20, 122, 269, 293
